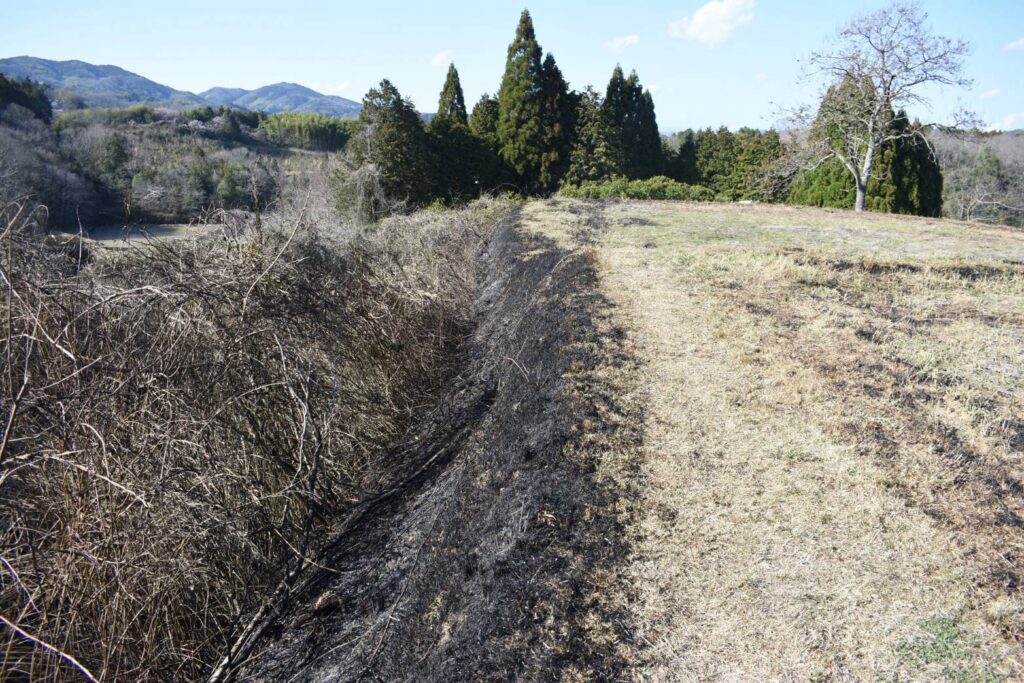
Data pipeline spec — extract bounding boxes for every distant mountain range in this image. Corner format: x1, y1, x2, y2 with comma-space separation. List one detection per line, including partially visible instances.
199, 83, 362, 118
0, 56, 362, 118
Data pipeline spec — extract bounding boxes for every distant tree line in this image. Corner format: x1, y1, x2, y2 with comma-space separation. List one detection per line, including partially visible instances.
662, 127, 783, 201
0, 74, 52, 123
345, 10, 677, 215
341, 9, 948, 222
256, 112, 356, 151
932, 129, 1024, 226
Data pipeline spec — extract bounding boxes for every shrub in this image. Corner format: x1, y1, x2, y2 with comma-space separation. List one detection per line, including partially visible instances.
559, 175, 714, 201
181, 104, 217, 122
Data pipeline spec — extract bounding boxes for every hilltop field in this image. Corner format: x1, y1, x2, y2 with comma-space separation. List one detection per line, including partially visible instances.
527, 200, 1024, 680
231, 200, 1024, 681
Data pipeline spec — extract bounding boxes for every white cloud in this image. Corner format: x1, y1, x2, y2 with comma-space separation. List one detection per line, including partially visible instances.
980, 88, 1001, 99
647, 84, 659, 94
431, 49, 455, 68
989, 111, 1024, 131
607, 33, 640, 50
670, 0, 755, 48
1004, 37, 1024, 51
755, 72, 769, 83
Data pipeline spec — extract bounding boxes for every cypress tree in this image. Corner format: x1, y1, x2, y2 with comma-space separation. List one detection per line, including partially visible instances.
787, 157, 858, 208
603, 67, 660, 179
469, 94, 501, 149
711, 127, 784, 200
538, 53, 574, 192
429, 66, 476, 202
565, 87, 622, 185
353, 79, 433, 206
497, 10, 546, 191
469, 94, 512, 191
664, 130, 698, 184
694, 127, 738, 194
603, 66, 629, 137
435, 63, 468, 126
888, 113, 943, 217
635, 89, 663, 178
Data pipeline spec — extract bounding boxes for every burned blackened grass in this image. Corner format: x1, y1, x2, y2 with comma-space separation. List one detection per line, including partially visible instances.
238, 204, 645, 681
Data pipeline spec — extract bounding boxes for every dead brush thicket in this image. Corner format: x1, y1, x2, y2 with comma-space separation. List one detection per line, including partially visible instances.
0, 193, 508, 680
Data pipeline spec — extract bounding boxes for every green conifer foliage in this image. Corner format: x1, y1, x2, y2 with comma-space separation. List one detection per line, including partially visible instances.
664, 130, 698, 185
603, 66, 629, 137
0, 74, 52, 122
469, 94, 501, 149
429, 65, 480, 202
603, 67, 661, 179
354, 79, 433, 205
435, 63, 468, 126
888, 113, 943, 217
538, 53, 574, 192
565, 87, 622, 185
635, 89, 663, 178
497, 10, 546, 190
788, 111, 943, 216
468, 94, 514, 192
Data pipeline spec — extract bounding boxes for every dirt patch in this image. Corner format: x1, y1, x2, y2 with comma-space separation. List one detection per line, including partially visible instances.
232, 205, 645, 681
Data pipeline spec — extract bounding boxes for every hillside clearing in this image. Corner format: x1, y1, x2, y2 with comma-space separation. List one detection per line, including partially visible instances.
522, 199, 1023, 681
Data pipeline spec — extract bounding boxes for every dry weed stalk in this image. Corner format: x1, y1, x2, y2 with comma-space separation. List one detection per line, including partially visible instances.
0, 193, 506, 680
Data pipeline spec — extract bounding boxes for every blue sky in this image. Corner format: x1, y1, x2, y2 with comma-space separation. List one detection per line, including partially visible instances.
3, 0, 1023, 131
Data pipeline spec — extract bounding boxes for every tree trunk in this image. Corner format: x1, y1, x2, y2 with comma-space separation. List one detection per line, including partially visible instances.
854, 182, 866, 212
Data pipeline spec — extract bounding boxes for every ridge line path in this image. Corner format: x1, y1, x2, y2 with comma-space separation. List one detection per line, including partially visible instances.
521, 199, 1024, 682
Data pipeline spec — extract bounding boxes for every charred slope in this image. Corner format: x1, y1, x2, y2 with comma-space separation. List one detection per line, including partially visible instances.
236, 203, 644, 681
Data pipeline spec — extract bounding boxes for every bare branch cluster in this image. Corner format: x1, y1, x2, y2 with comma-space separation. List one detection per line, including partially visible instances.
0, 192, 508, 680
790, 1, 971, 210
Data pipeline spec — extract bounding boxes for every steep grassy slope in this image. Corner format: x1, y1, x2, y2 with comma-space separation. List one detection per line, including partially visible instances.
524, 199, 1024, 680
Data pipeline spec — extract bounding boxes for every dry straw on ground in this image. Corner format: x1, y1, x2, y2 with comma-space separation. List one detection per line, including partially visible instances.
524, 199, 1024, 681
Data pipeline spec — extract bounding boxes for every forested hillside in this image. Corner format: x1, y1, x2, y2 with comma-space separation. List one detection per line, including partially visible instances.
0, 56, 206, 109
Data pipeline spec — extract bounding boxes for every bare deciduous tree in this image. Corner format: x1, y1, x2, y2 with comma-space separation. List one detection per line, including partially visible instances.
795, 1, 971, 211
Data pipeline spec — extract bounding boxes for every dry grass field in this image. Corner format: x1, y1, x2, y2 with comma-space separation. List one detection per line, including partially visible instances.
521, 199, 1024, 682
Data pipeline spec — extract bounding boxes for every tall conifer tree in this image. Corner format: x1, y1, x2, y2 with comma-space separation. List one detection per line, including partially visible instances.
635, 89, 662, 177
788, 110, 943, 217
497, 10, 546, 190
469, 94, 501, 149
353, 79, 433, 205
603, 66, 661, 179
565, 87, 622, 185
603, 66, 629, 132
538, 53, 574, 191
468, 94, 513, 191
435, 63, 468, 126
429, 65, 477, 202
